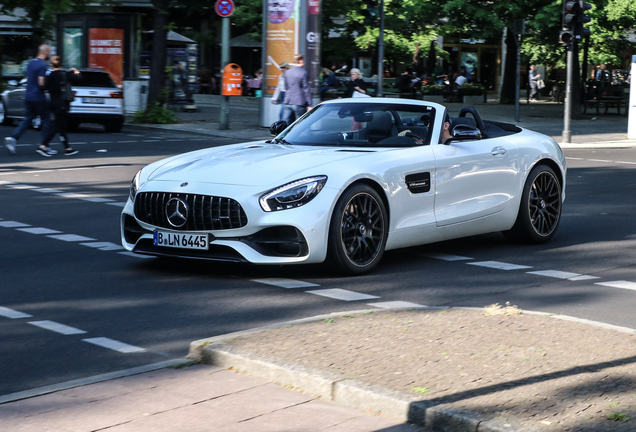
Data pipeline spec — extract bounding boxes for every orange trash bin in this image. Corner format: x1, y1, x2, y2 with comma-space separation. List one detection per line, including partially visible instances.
222, 63, 243, 96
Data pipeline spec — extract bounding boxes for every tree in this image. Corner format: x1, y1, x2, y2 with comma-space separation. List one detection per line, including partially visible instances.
147, 0, 170, 107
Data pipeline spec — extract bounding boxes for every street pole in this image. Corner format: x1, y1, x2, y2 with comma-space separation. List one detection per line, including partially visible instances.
219, 16, 230, 130
627, 55, 636, 139
515, 33, 520, 122
562, 47, 573, 143
376, 0, 384, 98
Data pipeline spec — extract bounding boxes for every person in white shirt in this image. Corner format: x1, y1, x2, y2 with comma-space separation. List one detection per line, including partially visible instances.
455, 72, 468, 87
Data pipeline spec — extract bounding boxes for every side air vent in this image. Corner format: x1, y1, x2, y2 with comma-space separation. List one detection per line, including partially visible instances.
405, 172, 430, 194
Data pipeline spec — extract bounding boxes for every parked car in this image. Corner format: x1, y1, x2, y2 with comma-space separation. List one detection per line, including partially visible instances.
121, 99, 566, 275
0, 68, 124, 133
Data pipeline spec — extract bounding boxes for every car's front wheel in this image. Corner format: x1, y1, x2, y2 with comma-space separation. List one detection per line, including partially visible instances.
503, 164, 562, 243
328, 184, 388, 275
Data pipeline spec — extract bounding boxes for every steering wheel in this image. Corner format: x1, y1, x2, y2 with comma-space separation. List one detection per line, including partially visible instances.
458, 106, 486, 134
402, 131, 425, 145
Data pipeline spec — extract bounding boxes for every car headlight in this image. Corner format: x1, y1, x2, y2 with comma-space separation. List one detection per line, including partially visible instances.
259, 176, 327, 212
129, 170, 141, 201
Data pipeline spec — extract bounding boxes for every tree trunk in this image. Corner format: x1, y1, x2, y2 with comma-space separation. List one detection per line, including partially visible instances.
500, 28, 518, 105
148, 0, 169, 107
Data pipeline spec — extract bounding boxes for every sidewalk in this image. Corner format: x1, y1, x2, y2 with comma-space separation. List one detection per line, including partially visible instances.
127, 94, 632, 146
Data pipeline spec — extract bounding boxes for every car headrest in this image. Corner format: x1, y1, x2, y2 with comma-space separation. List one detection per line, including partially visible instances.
367, 111, 393, 135
450, 117, 477, 130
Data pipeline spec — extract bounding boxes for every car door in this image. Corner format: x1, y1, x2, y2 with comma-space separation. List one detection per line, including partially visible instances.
431, 137, 519, 227
7, 87, 26, 117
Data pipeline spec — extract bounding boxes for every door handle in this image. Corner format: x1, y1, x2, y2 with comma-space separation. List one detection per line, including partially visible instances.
491, 147, 507, 156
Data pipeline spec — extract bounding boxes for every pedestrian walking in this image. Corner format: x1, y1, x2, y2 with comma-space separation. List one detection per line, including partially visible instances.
342, 68, 368, 98
271, 62, 290, 121
4, 44, 52, 155
39, 56, 81, 156
528, 65, 542, 102
282, 54, 312, 124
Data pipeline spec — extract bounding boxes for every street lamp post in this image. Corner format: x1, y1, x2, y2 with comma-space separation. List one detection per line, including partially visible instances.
376, 0, 385, 98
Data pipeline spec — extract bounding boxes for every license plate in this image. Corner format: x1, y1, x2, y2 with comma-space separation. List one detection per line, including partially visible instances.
153, 231, 209, 250
83, 97, 104, 104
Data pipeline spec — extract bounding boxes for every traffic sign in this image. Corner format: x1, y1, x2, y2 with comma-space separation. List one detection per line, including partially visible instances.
215, 0, 235, 17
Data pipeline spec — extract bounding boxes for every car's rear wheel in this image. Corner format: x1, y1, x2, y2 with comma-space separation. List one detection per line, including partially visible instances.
104, 119, 123, 133
503, 164, 562, 243
0, 103, 11, 125
328, 184, 388, 275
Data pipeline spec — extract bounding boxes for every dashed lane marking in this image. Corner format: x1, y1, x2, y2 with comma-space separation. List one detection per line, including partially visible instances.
307, 288, 380, 301
47, 234, 96, 242
368, 301, 427, 309
118, 251, 156, 259
28, 320, 87, 335
467, 261, 533, 271
105, 202, 127, 207
79, 197, 115, 203
252, 278, 320, 289
0, 307, 33, 319
425, 253, 473, 261
34, 188, 64, 193
595, 280, 636, 291
527, 270, 601, 280
6, 184, 38, 189
17, 227, 62, 235
83, 337, 145, 353
0, 221, 31, 228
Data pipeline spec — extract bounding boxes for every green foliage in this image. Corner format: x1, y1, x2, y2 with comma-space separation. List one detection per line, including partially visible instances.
460, 83, 484, 95
132, 102, 178, 124
421, 84, 445, 95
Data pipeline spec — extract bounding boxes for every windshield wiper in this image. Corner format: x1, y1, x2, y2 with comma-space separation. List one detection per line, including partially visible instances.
273, 138, 292, 145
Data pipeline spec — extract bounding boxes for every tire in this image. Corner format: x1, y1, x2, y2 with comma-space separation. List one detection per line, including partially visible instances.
327, 184, 388, 275
503, 164, 562, 243
105, 119, 123, 133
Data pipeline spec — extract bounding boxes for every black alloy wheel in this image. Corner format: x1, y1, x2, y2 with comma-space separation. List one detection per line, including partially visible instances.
328, 184, 388, 275
503, 164, 562, 243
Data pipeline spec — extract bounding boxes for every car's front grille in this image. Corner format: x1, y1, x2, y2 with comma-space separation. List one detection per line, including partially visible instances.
134, 192, 248, 231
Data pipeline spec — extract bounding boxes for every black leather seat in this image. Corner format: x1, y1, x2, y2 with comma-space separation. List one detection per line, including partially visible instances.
366, 111, 396, 143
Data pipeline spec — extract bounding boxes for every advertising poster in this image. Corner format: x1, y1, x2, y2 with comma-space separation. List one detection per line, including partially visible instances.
264, 0, 299, 95
63, 28, 83, 69
88, 28, 124, 86
306, 0, 321, 98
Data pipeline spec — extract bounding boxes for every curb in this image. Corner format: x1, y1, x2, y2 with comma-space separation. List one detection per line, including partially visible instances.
188, 307, 636, 432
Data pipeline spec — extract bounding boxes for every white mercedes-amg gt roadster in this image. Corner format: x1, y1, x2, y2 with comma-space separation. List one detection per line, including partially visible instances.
121, 99, 566, 275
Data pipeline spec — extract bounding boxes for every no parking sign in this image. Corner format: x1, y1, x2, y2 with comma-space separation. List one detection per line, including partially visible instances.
215, 0, 235, 17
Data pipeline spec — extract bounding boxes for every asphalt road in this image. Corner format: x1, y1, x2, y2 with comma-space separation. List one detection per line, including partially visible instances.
0, 123, 635, 398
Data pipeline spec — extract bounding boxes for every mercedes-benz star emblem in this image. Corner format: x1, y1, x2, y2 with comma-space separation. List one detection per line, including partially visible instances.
166, 198, 189, 227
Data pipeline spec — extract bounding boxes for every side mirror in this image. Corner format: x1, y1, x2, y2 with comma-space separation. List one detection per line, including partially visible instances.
270, 120, 287, 136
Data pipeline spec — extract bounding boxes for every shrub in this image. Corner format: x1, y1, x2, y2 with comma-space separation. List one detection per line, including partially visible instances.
460, 83, 485, 96
421, 84, 445, 95
132, 102, 178, 124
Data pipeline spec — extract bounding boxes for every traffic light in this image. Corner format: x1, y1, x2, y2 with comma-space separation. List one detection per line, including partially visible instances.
362, 0, 378, 25
559, 1, 592, 49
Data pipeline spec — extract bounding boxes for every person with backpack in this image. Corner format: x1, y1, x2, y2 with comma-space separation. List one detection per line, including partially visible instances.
39, 56, 81, 156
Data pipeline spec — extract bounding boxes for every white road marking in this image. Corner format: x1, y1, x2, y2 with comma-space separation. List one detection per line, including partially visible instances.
252, 278, 320, 289
588, 159, 613, 163
424, 253, 473, 261
368, 301, 427, 309
17, 227, 62, 235
595, 280, 636, 291
56, 192, 90, 199
6, 184, 38, 189
569, 275, 600, 281
81, 242, 124, 251
0, 306, 33, 319
307, 288, 380, 301
118, 251, 155, 259
527, 270, 583, 279
0, 221, 31, 228
105, 202, 127, 207
83, 337, 145, 353
467, 261, 533, 270
92, 141, 113, 144
0, 181, 15, 185
28, 320, 87, 335
615, 161, 636, 165
48, 234, 96, 242
142, 140, 160, 142
118, 140, 138, 143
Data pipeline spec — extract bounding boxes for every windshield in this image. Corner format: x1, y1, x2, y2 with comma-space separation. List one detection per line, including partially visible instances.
277, 102, 437, 148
